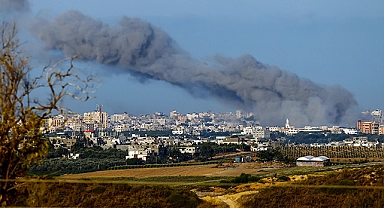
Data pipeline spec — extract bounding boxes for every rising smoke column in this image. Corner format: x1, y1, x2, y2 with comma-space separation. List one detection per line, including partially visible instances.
30, 10, 358, 126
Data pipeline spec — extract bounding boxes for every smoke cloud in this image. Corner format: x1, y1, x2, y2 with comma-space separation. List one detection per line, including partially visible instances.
30, 10, 358, 126
0, 0, 30, 13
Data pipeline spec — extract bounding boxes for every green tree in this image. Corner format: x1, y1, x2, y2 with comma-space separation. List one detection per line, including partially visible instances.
126, 158, 144, 165
0, 22, 94, 205
256, 148, 287, 162
198, 142, 215, 158
167, 146, 182, 162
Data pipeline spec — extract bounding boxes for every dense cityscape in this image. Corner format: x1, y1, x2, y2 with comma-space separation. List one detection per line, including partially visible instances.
44, 105, 384, 161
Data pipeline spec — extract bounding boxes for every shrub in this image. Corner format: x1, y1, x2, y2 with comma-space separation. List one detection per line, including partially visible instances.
337, 179, 355, 186
229, 173, 261, 184
277, 175, 290, 182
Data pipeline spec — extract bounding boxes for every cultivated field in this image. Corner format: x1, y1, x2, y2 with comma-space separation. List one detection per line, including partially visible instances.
60, 162, 288, 179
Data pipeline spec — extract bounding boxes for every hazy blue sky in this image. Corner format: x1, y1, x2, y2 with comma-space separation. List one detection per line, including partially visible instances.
26, 1, 384, 117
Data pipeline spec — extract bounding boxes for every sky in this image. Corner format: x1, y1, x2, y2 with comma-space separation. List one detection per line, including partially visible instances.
2, 1, 384, 125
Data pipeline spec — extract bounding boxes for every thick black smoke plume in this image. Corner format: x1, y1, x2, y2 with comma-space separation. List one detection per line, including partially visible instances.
31, 10, 358, 126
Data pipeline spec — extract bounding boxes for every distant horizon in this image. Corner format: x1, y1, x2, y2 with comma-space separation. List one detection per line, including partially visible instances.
60, 105, 382, 128
77, 105, 383, 117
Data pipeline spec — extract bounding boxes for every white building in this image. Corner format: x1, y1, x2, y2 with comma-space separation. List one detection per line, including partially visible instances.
178, 146, 199, 155
172, 126, 184, 135
266, 126, 280, 132
285, 118, 298, 135
296, 156, 330, 167
285, 128, 298, 135
343, 128, 358, 135
329, 126, 342, 134
126, 150, 149, 161
241, 126, 270, 139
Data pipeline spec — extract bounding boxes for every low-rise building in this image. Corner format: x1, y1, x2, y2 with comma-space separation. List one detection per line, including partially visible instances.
178, 146, 199, 155
223, 135, 244, 145
296, 155, 330, 167
343, 128, 358, 135
48, 132, 77, 150
126, 149, 149, 161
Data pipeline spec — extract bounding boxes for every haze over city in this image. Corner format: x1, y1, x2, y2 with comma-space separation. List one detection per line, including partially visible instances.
1, 0, 383, 126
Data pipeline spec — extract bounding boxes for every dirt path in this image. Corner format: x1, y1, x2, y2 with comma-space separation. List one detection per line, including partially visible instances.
218, 195, 237, 208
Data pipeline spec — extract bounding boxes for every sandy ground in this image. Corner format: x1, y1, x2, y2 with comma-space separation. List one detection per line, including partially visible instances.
201, 177, 306, 208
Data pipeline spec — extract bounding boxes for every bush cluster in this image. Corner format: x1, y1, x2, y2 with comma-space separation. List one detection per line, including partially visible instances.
241, 165, 384, 207
13, 183, 210, 208
221, 173, 261, 184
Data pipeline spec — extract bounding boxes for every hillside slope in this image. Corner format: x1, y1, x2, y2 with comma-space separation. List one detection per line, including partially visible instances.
240, 165, 384, 208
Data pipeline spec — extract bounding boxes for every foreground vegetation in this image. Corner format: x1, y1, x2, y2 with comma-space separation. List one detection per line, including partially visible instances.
13, 183, 213, 208
10, 164, 384, 207
240, 165, 384, 208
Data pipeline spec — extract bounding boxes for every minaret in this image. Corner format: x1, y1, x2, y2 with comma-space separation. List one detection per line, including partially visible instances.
285, 118, 290, 129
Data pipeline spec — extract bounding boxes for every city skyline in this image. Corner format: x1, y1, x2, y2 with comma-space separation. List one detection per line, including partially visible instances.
56, 106, 383, 129
2, 0, 383, 126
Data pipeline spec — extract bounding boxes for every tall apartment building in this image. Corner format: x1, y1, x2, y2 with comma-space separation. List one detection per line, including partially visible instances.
357, 120, 379, 134
83, 111, 108, 129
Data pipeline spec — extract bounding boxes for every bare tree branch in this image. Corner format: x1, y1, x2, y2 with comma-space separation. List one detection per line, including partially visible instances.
0, 21, 96, 205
